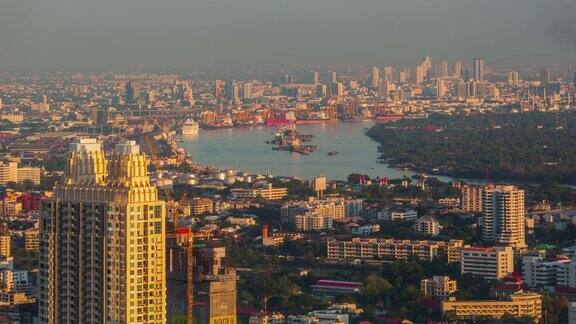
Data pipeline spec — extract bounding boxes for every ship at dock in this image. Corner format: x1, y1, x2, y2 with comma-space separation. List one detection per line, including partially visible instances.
181, 119, 200, 136
266, 127, 317, 155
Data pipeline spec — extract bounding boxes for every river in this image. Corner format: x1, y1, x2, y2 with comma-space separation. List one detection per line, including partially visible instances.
180, 121, 458, 181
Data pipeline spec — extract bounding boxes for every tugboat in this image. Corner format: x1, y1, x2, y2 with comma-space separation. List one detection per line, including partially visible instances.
181, 119, 200, 136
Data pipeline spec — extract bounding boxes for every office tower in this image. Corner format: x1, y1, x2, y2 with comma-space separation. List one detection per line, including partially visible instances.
193, 246, 238, 324
177, 82, 194, 102
540, 69, 550, 87
331, 82, 345, 97
437, 79, 447, 98
482, 185, 526, 249
415, 65, 425, 84
454, 61, 462, 79
311, 70, 320, 84
398, 71, 407, 84
241, 82, 252, 99
214, 80, 224, 98
125, 80, 141, 103
146, 90, 156, 104
383, 66, 393, 82
316, 84, 328, 98
468, 81, 478, 97
378, 81, 390, 99
329, 71, 337, 83
371, 67, 380, 88
456, 82, 469, 99
508, 71, 519, 86
421, 56, 432, 74
441, 61, 449, 78
224, 81, 239, 101
39, 139, 166, 324
462, 67, 471, 81
473, 58, 485, 82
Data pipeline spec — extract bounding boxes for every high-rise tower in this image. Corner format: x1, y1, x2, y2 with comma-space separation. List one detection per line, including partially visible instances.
39, 139, 166, 324
473, 58, 485, 83
482, 185, 526, 249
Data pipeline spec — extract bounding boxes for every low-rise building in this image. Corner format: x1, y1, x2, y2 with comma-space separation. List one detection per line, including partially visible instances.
295, 212, 333, 231
189, 197, 214, 215
24, 228, 39, 252
0, 234, 10, 258
249, 312, 286, 324
413, 215, 442, 236
461, 246, 514, 280
523, 256, 576, 290
230, 185, 288, 201
421, 276, 457, 300
311, 280, 362, 298
442, 292, 542, 321
227, 216, 256, 226
327, 238, 463, 262
379, 209, 418, 222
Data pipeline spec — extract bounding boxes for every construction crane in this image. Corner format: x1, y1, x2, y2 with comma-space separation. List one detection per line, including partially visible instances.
144, 135, 196, 323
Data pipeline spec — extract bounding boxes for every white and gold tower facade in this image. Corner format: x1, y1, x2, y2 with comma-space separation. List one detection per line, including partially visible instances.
39, 138, 166, 324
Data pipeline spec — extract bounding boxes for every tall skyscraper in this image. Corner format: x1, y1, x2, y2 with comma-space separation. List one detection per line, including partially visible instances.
454, 61, 462, 79
415, 65, 425, 84
473, 58, 485, 82
398, 71, 407, 84
508, 71, 519, 86
383, 66, 393, 82
214, 80, 224, 98
329, 70, 337, 83
540, 69, 551, 87
224, 81, 239, 101
437, 79, 447, 98
371, 67, 380, 88
440, 61, 449, 78
39, 139, 166, 323
241, 82, 252, 99
378, 80, 390, 99
482, 185, 526, 249
331, 82, 345, 97
125, 80, 141, 103
316, 84, 328, 98
311, 70, 320, 84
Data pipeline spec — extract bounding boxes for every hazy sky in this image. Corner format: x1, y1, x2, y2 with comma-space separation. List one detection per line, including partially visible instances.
1, 0, 575, 71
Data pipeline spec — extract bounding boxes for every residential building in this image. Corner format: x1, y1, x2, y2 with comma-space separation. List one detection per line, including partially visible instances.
461, 246, 514, 280
0, 234, 9, 258
379, 209, 418, 222
461, 185, 483, 213
482, 185, 526, 249
0, 161, 41, 185
421, 276, 457, 300
39, 139, 166, 324
311, 280, 362, 298
442, 293, 541, 321
249, 313, 286, 324
281, 199, 345, 224
227, 216, 256, 226
523, 256, 576, 290
414, 215, 442, 236
295, 212, 333, 231
327, 238, 464, 262
473, 58, 485, 83
344, 199, 363, 217
231, 185, 288, 200
190, 197, 214, 215
24, 228, 39, 252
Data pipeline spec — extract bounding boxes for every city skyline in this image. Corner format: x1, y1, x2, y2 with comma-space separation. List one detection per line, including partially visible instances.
1, 0, 576, 71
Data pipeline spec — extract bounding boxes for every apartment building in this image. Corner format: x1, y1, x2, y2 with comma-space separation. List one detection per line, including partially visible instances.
39, 139, 166, 324
442, 293, 542, 321
327, 238, 464, 262
295, 212, 333, 231
482, 185, 526, 249
0, 234, 10, 258
523, 256, 576, 290
414, 215, 442, 236
461, 185, 483, 213
461, 246, 514, 280
421, 276, 457, 300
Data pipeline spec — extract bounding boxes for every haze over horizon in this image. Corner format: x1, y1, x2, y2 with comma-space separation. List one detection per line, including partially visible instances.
1, 0, 575, 71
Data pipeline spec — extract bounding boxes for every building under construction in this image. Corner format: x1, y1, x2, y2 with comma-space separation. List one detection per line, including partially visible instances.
167, 228, 238, 324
